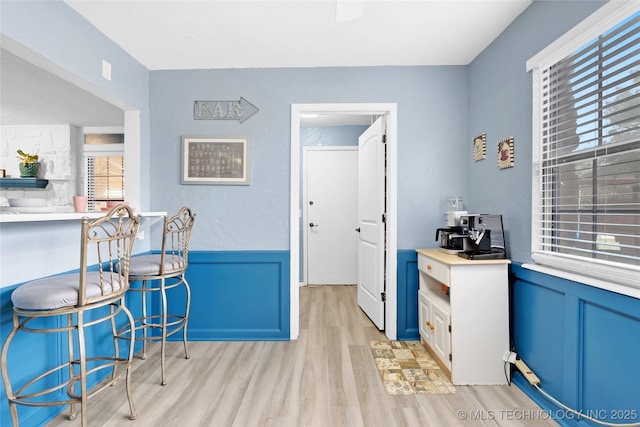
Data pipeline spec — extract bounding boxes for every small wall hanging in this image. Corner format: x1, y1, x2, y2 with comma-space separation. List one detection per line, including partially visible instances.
194, 98, 259, 123
497, 136, 515, 169
181, 136, 251, 185
473, 133, 486, 161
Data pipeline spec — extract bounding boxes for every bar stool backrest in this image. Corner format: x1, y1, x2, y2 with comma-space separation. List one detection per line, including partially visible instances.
159, 206, 196, 276
79, 204, 141, 306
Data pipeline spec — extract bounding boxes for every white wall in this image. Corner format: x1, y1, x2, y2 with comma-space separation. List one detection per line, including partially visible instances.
0, 124, 82, 209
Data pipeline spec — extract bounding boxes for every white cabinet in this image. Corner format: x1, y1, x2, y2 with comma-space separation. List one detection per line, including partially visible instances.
418, 286, 451, 371
416, 248, 510, 385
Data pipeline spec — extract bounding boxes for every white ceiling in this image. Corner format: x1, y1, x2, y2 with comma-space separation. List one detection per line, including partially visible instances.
65, 0, 532, 70
1, 0, 532, 127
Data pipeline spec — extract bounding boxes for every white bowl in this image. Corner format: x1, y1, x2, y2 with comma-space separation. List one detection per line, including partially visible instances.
8, 198, 47, 207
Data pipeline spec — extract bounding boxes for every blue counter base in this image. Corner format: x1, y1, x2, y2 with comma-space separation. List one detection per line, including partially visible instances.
0, 250, 290, 426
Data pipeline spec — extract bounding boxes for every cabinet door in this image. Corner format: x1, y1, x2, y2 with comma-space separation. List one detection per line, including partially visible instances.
431, 300, 452, 371
418, 289, 432, 344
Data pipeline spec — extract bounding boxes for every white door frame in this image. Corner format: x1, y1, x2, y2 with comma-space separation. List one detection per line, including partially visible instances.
290, 103, 397, 340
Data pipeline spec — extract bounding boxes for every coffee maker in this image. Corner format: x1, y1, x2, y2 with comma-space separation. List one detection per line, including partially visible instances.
436, 197, 467, 254
457, 214, 507, 260
435, 226, 465, 253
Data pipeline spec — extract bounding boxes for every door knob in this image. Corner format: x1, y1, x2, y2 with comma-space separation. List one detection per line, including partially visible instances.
355, 227, 361, 232
309, 201, 314, 205
309, 222, 318, 228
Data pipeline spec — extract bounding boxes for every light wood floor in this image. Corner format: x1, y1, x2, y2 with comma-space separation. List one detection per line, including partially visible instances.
47, 285, 556, 427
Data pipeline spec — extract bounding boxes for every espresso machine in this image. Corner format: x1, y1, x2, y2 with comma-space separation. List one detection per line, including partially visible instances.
457, 214, 507, 260
435, 226, 465, 254
436, 197, 467, 254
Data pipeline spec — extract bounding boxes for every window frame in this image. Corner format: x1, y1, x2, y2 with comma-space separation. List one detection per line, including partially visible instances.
526, 1, 640, 298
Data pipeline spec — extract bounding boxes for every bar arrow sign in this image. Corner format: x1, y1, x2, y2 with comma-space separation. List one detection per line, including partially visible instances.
194, 97, 259, 123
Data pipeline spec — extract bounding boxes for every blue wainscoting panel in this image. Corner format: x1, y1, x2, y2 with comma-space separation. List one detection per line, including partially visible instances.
510, 263, 640, 427
581, 301, 640, 416
511, 275, 568, 399
397, 250, 419, 340
0, 250, 290, 426
184, 251, 290, 340
0, 285, 62, 427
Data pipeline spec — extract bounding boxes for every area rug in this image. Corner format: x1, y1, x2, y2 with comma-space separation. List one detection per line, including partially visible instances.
369, 340, 456, 395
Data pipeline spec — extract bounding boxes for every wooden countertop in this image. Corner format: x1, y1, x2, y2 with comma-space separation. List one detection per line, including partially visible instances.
416, 248, 511, 265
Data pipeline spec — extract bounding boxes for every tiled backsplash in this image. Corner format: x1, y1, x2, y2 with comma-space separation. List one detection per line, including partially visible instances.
0, 124, 82, 208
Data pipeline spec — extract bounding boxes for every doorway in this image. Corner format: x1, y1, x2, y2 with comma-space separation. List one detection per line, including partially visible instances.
290, 103, 398, 340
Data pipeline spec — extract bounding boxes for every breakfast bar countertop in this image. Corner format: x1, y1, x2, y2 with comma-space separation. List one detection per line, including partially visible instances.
0, 211, 168, 223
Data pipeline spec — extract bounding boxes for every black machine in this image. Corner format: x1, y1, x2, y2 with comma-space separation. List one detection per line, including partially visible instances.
435, 226, 465, 253
457, 214, 507, 260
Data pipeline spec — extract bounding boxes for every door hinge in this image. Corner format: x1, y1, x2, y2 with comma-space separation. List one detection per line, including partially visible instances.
381, 292, 386, 302
448, 324, 452, 333
449, 353, 452, 362
382, 213, 387, 223
382, 134, 387, 144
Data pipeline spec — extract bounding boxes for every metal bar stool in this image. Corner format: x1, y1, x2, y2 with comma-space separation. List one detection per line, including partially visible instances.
118, 206, 195, 385
1, 205, 141, 427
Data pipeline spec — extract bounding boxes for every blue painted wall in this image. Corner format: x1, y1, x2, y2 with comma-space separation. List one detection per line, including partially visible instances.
150, 66, 469, 251
0, 250, 290, 426
184, 251, 290, 340
510, 265, 640, 426
2, 1, 639, 426
397, 250, 419, 340
0, 0, 152, 212
465, 1, 640, 425
466, 0, 606, 262
301, 125, 365, 148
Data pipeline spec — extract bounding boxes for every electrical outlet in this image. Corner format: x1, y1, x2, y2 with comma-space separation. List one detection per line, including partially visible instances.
502, 350, 518, 363
515, 359, 540, 386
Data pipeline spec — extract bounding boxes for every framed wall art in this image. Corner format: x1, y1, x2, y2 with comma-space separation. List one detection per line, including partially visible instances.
473, 133, 486, 161
497, 136, 514, 169
181, 136, 251, 185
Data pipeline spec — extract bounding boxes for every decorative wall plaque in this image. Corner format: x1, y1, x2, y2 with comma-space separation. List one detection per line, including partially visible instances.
473, 133, 486, 161
497, 136, 515, 169
181, 136, 250, 185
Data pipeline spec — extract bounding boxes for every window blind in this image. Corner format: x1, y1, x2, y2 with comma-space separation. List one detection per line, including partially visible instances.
532, 10, 640, 288
85, 154, 124, 211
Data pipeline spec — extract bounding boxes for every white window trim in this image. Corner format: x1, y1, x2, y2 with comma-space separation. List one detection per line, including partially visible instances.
526, 0, 640, 297
521, 262, 640, 300
83, 127, 125, 204
526, 1, 640, 73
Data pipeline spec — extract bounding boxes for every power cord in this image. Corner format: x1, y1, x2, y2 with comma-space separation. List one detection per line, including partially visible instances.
532, 384, 640, 427
503, 360, 512, 386
513, 357, 640, 427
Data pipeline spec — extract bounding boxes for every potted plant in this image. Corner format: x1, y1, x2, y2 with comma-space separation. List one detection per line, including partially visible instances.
16, 150, 40, 178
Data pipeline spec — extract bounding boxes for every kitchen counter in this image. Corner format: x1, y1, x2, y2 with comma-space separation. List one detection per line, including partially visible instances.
1, 210, 168, 287
0, 210, 167, 223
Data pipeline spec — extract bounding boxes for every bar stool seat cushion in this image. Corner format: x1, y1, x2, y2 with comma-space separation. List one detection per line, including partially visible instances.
127, 254, 185, 276
11, 272, 124, 311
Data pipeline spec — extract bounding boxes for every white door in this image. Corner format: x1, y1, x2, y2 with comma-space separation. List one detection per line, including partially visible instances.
305, 148, 358, 285
357, 116, 386, 329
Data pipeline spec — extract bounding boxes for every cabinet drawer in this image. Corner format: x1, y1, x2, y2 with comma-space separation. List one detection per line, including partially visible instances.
418, 254, 450, 285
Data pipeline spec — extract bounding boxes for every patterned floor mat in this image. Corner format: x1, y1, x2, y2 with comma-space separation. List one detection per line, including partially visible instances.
369, 340, 457, 395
